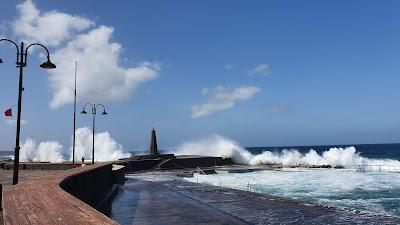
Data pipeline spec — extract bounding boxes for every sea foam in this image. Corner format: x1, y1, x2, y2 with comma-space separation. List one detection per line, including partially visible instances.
173, 135, 400, 171
185, 169, 400, 216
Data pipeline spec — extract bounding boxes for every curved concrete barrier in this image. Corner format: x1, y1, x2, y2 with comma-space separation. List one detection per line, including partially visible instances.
2, 163, 119, 225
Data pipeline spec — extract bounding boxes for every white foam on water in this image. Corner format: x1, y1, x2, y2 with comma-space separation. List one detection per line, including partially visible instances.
173, 135, 400, 171
185, 169, 400, 216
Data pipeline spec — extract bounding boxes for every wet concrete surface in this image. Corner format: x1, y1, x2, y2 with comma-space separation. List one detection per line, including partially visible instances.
107, 171, 400, 225
109, 179, 249, 225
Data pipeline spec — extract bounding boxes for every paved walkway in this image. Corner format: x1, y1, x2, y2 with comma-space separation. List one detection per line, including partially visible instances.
0, 170, 64, 186
108, 172, 400, 225
0, 170, 65, 225
2, 164, 118, 225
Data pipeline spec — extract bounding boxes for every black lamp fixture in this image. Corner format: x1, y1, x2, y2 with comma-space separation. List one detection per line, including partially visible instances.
40, 56, 56, 69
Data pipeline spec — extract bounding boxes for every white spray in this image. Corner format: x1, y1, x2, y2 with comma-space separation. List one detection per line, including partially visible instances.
173, 135, 400, 170
19, 127, 131, 162
71, 127, 131, 162
20, 138, 64, 163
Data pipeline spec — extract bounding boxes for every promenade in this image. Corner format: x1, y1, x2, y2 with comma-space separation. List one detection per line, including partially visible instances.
2, 167, 400, 225
0, 170, 63, 186
1, 164, 119, 225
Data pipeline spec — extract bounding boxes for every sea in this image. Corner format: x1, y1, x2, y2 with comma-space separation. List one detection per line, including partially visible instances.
183, 143, 400, 217
246, 143, 400, 161
3, 142, 399, 218
0, 151, 14, 161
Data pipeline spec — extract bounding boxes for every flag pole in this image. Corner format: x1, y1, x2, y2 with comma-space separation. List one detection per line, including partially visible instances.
72, 61, 77, 165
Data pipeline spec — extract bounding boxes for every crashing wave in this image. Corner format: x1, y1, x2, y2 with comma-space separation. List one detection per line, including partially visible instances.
173, 135, 400, 171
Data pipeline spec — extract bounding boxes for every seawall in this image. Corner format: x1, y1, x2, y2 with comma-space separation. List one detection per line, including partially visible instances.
2, 163, 123, 225
117, 155, 232, 171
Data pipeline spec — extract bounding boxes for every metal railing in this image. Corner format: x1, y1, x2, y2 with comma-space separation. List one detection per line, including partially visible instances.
247, 182, 259, 193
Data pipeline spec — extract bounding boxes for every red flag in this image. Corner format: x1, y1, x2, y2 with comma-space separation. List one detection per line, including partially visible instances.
4, 108, 12, 117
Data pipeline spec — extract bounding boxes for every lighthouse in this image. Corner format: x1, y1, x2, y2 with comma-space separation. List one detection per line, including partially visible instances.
149, 128, 159, 155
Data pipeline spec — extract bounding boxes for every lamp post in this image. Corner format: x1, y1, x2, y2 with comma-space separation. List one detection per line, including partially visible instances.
81, 103, 108, 164
0, 39, 56, 185
72, 61, 78, 165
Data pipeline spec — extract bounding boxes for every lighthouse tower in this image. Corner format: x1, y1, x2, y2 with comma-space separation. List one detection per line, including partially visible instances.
149, 128, 159, 155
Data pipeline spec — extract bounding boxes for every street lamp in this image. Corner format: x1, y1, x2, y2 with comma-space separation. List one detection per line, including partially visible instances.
0, 39, 56, 185
81, 103, 108, 164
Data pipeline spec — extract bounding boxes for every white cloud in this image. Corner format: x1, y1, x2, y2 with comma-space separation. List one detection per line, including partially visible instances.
13, 0, 94, 46
271, 105, 293, 114
224, 64, 233, 70
48, 26, 159, 108
5, 119, 28, 126
248, 64, 270, 76
201, 88, 209, 95
12, 0, 160, 109
191, 85, 261, 118
0, 21, 7, 37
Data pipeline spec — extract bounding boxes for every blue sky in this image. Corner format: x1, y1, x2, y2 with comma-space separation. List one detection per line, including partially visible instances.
1, 0, 400, 152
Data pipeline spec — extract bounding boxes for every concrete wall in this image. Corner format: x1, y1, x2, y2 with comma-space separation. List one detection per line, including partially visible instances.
119, 158, 163, 171
59, 164, 115, 208
117, 155, 233, 172
112, 165, 126, 185
159, 157, 232, 169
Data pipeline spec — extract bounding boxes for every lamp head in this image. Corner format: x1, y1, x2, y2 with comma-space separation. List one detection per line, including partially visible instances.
102, 111, 108, 115
40, 58, 56, 69
0, 58, 3, 63
80, 109, 87, 114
